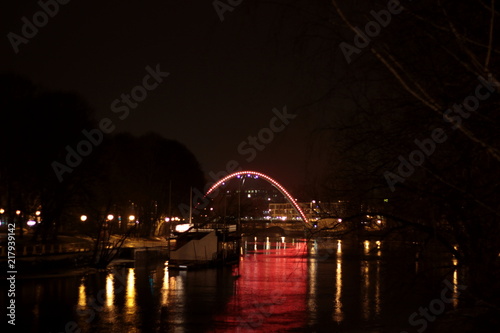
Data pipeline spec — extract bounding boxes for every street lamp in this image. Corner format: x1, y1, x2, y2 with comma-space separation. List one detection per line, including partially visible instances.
80, 215, 88, 222
128, 215, 135, 222
16, 210, 23, 237
107, 214, 114, 221
0, 208, 4, 214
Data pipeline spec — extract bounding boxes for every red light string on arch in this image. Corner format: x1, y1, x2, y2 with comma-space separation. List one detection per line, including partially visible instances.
204, 171, 309, 223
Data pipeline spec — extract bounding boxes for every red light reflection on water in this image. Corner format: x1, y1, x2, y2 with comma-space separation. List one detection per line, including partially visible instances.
215, 239, 308, 332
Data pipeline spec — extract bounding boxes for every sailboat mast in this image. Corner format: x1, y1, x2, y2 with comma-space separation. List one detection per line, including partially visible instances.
189, 186, 192, 224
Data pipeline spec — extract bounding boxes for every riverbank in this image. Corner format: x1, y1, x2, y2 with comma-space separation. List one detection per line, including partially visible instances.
0, 232, 170, 276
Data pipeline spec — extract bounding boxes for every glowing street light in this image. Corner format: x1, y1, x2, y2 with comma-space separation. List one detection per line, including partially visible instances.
128, 215, 135, 222
80, 215, 88, 222
15, 210, 21, 215
35, 210, 41, 216
0, 208, 4, 214
107, 214, 114, 221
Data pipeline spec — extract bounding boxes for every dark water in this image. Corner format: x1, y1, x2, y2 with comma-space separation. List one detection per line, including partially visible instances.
2, 237, 462, 332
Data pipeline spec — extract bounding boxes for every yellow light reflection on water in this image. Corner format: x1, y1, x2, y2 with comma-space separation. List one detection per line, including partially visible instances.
364, 240, 370, 255
337, 240, 342, 254
106, 273, 114, 308
452, 258, 458, 308
333, 258, 343, 323
78, 278, 86, 307
161, 265, 169, 306
361, 262, 370, 320
307, 257, 317, 326
126, 268, 136, 310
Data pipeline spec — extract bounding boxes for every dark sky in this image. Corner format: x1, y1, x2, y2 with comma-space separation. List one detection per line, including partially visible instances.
2, 0, 330, 191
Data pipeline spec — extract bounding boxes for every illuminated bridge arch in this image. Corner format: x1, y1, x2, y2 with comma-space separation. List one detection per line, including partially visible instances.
205, 171, 309, 223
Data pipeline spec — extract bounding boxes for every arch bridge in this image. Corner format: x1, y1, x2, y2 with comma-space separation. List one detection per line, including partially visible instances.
204, 171, 309, 224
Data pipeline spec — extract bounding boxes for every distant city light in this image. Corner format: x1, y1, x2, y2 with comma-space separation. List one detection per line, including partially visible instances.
27, 220, 36, 227
129, 215, 136, 221
107, 214, 114, 221
80, 215, 87, 222
164, 217, 170, 222
0, 208, 4, 214
35, 210, 41, 216
16, 210, 21, 215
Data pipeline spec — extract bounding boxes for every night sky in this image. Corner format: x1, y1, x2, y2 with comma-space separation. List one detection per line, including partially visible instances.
2, 0, 329, 190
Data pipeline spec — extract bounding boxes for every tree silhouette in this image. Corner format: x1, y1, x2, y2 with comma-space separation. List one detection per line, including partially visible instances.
0, 73, 98, 241
89, 132, 205, 237
270, 0, 500, 310
0, 73, 205, 244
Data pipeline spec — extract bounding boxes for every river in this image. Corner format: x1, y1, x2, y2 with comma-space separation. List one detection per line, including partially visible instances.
2, 236, 462, 332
